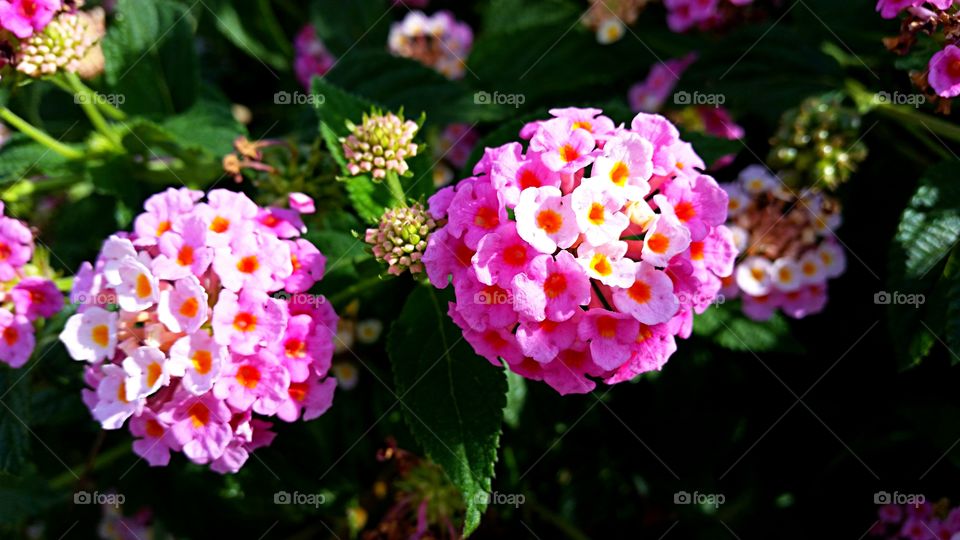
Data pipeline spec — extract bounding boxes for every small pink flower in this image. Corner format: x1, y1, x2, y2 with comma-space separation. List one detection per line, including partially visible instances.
196, 189, 258, 248
422, 228, 476, 289
0, 308, 35, 368
453, 275, 520, 332
571, 180, 629, 246
473, 223, 536, 286
515, 312, 581, 363
642, 201, 692, 267
512, 251, 591, 322
92, 364, 142, 429
548, 107, 617, 140
449, 303, 523, 365
255, 207, 306, 239
114, 257, 159, 312
168, 392, 233, 465
273, 314, 331, 382
446, 179, 508, 249
213, 350, 290, 415
514, 186, 579, 254
588, 132, 654, 199
612, 263, 679, 325
157, 276, 208, 334
152, 217, 213, 280
276, 376, 336, 422
578, 309, 640, 370
122, 346, 170, 400
577, 241, 636, 288
130, 409, 182, 467
530, 117, 598, 174
133, 187, 203, 247
604, 323, 677, 384
168, 332, 225, 395
213, 232, 292, 292
60, 306, 117, 363
10, 277, 63, 321
0, 216, 33, 280
0, 0, 60, 39
284, 239, 326, 294
660, 174, 728, 241
212, 288, 287, 355
929, 45, 960, 98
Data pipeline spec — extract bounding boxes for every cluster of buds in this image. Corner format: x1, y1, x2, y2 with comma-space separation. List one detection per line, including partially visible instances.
387, 10, 472, 80
341, 110, 420, 180
879, 0, 960, 112
7, 2, 105, 78
767, 93, 868, 191
582, 0, 648, 44
722, 165, 845, 320
365, 202, 437, 276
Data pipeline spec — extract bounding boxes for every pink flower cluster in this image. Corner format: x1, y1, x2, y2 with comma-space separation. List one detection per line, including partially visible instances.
423, 108, 737, 395
876, 0, 954, 19
877, 1, 960, 97
665, 0, 754, 32
721, 166, 845, 321
0, 0, 60, 39
60, 188, 337, 473
387, 10, 472, 80
0, 202, 63, 368
870, 499, 960, 539
293, 24, 336, 90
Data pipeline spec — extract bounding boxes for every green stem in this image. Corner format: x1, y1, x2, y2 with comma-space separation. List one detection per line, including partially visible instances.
63, 72, 123, 149
0, 106, 83, 159
53, 74, 127, 121
874, 103, 960, 144
385, 170, 408, 208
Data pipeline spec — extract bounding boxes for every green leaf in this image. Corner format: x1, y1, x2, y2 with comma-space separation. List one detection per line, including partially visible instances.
161, 93, 247, 157
694, 303, 804, 354
388, 286, 507, 536
101, 0, 200, 115
0, 368, 31, 473
0, 136, 77, 183
888, 161, 960, 368
205, 0, 290, 70
481, 0, 581, 34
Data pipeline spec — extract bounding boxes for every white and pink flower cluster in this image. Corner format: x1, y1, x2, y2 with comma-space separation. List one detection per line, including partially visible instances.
423, 108, 738, 395
387, 10, 472, 80
59, 188, 337, 473
0, 202, 63, 368
721, 166, 846, 321
665, 0, 754, 33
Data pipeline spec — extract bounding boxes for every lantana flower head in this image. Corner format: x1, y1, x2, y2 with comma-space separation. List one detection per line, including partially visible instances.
423, 108, 737, 395
0, 0, 60, 39
341, 110, 420, 180
16, 8, 100, 77
366, 202, 437, 276
0, 204, 63, 368
720, 165, 845, 321
59, 188, 338, 473
388, 10, 472, 79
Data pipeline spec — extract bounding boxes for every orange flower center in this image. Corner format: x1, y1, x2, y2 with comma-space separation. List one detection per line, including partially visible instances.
210, 216, 230, 233
674, 201, 696, 222
689, 241, 704, 261
2, 326, 17, 346
236, 364, 261, 389
233, 312, 257, 332
474, 206, 499, 229
192, 350, 213, 375
627, 281, 651, 304
646, 233, 670, 254
536, 209, 563, 234
188, 402, 209, 427
91, 324, 110, 348
502, 244, 527, 266
135, 274, 152, 298
588, 202, 605, 225
543, 273, 567, 298
145, 419, 165, 438
559, 144, 579, 163
596, 316, 618, 338
284, 338, 307, 358
146, 362, 163, 387
156, 221, 172, 236
177, 245, 194, 266
288, 382, 308, 402
610, 162, 629, 186
237, 256, 259, 274
590, 253, 612, 276
179, 297, 199, 318
518, 169, 541, 190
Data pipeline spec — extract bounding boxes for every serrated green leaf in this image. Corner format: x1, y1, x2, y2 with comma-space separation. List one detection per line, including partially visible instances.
694, 303, 804, 354
502, 370, 526, 430
205, 0, 290, 70
887, 162, 960, 368
0, 136, 77, 183
161, 94, 246, 157
343, 174, 391, 224
388, 286, 507, 536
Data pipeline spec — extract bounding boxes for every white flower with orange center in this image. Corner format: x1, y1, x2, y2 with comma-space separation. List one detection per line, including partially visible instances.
576, 240, 636, 288
168, 332, 226, 395
770, 257, 802, 292
611, 262, 679, 325
60, 306, 118, 363
93, 364, 142, 430
515, 186, 579, 254
157, 275, 209, 334
641, 199, 691, 268
122, 346, 170, 400
798, 251, 826, 285
735, 256, 773, 296
587, 132, 653, 201
571, 180, 629, 245
738, 164, 777, 195
115, 257, 159, 313
817, 242, 846, 278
